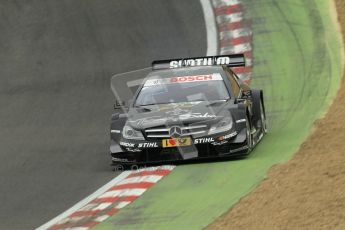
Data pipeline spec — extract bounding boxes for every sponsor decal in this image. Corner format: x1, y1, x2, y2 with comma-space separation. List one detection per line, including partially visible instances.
138, 142, 159, 148
162, 137, 192, 148
224, 131, 238, 139
129, 112, 216, 131
170, 75, 216, 83
126, 148, 142, 152
144, 73, 222, 87
194, 137, 215, 144
212, 140, 229, 146
144, 78, 164, 87
216, 132, 237, 142
120, 141, 135, 148
179, 112, 216, 119
129, 116, 167, 129
159, 101, 202, 111
169, 57, 234, 68
165, 107, 190, 116
112, 157, 130, 162
121, 141, 159, 149
131, 113, 216, 129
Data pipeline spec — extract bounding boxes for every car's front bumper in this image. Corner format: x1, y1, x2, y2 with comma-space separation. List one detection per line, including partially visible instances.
110, 130, 248, 164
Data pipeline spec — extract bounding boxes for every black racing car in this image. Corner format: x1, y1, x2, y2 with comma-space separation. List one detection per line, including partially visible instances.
110, 54, 266, 165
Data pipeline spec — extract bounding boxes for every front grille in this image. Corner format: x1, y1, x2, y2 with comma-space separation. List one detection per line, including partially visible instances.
214, 143, 231, 154
144, 148, 183, 162
145, 124, 208, 140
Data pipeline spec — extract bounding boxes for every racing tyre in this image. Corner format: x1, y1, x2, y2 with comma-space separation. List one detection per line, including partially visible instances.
260, 100, 267, 134
246, 116, 253, 152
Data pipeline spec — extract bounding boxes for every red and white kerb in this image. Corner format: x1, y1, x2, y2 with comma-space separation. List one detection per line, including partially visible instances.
211, 0, 253, 83
47, 166, 175, 230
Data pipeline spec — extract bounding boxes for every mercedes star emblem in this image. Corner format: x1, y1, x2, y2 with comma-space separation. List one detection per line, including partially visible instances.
169, 126, 182, 138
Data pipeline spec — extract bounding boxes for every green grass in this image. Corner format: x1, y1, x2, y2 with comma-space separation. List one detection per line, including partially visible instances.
95, 1, 343, 229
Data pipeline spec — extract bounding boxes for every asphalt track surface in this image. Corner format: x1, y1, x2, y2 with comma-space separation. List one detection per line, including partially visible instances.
0, 1, 206, 229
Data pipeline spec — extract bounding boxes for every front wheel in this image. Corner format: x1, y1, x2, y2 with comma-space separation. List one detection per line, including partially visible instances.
260, 100, 267, 134
246, 116, 253, 152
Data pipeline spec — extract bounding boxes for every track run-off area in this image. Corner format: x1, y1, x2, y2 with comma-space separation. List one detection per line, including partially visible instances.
0, 0, 342, 229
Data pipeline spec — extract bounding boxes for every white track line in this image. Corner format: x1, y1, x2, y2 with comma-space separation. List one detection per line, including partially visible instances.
36, 171, 131, 230
200, 0, 218, 55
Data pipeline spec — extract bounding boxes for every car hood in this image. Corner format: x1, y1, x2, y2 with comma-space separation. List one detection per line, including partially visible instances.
127, 101, 230, 130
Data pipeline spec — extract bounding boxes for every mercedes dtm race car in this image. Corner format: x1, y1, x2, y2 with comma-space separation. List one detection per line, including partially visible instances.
110, 54, 266, 165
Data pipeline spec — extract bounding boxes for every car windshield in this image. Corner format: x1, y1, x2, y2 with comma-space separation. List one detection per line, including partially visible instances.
134, 71, 230, 106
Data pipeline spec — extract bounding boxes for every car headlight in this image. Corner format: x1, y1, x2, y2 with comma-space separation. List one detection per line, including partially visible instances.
122, 125, 145, 140
208, 116, 233, 135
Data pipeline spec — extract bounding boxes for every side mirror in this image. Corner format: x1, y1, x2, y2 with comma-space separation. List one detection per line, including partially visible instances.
235, 98, 246, 104
114, 100, 126, 110
241, 90, 252, 99
114, 99, 134, 110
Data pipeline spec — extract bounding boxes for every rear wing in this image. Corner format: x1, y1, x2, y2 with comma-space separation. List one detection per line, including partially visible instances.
152, 54, 245, 70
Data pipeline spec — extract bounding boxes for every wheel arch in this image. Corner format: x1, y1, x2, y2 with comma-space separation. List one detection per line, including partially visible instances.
251, 89, 265, 126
